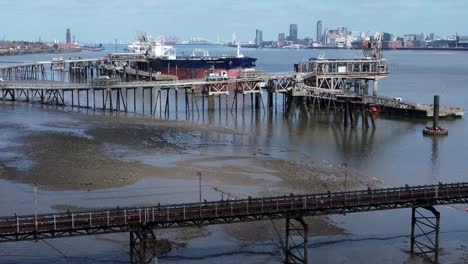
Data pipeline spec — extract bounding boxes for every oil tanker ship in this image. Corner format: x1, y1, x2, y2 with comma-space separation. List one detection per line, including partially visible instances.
127, 33, 257, 80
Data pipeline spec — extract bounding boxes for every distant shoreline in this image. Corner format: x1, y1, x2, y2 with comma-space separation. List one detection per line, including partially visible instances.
223, 44, 468, 52
306, 46, 468, 52
0, 48, 82, 57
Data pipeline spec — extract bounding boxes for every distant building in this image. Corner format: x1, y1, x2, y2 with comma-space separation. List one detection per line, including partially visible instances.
456, 36, 468, 48
66, 29, 71, 44
255, 29, 263, 47
277, 33, 286, 47
316, 20, 323, 42
278, 33, 286, 42
404, 34, 417, 42
381, 32, 393, 42
289, 24, 298, 43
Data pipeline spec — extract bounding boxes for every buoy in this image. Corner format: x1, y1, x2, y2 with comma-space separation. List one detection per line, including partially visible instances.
423, 126, 448, 136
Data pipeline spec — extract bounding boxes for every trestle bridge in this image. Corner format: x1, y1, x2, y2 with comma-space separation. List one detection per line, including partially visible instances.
1, 182, 468, 263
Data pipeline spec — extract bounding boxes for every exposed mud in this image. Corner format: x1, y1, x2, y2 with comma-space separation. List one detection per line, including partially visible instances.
0, 113, 379, 245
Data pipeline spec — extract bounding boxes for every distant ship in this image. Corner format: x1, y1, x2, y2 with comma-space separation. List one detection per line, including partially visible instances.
128, 33, 257, 80
80, 44, 105, 52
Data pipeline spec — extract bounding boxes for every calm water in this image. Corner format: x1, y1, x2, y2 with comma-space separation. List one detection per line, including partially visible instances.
1, 46, 468, 263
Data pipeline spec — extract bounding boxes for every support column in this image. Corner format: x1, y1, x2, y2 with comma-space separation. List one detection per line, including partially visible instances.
267, 91, 273, 112
130, 227, 158, 264
373, 79, 379, 97
208, 95, 215, 112
285, 217, 309, 264
255, 93, 261, 110
410, 206, 440, 264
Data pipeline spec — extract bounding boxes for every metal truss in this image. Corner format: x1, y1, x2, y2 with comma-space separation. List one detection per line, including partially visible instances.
130, 226, 158, 264
234, 80, 262, 95
411, 206, 440, 263
285, 217, 308, 264
368, 95, 418, 109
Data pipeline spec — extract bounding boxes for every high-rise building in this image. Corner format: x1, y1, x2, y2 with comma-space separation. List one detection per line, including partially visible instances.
278, 33, 285, 42
255, 29, 263, 47
66, 29, 71, 44
289, 24, 298, 43
316, 20, 323, 42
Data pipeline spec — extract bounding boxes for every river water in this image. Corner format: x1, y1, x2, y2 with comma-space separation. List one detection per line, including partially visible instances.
1, 46, 468, 263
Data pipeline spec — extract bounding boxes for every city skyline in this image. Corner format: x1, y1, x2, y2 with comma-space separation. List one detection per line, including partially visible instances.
1, 0, 467, 43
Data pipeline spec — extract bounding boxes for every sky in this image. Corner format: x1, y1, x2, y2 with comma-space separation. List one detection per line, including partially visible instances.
0, 0, 467, 43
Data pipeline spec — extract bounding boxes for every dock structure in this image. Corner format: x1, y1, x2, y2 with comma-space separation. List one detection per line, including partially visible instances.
0, 53, 464, 125
296, 56, 389, 96
1, 182, 468, 263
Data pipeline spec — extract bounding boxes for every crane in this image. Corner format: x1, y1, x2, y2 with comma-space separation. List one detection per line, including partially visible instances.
363, 32, 384, 59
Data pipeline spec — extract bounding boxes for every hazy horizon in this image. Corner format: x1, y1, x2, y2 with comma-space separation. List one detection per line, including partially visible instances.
1, 0, 467, 43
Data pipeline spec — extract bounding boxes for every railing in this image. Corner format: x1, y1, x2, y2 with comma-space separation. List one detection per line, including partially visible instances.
368, 95, 418, 109
0, 59, 100, 70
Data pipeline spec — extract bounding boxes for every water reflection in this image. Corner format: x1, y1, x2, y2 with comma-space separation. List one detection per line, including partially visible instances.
430, 136, 440, 182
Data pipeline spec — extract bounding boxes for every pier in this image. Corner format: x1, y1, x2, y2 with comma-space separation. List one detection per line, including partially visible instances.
1, 182, 468, 263
0, 54, 464, 126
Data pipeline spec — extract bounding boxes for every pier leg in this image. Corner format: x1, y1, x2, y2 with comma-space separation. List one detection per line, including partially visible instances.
150, 88, 153, 115
125, 88, 128, 112
175, 89, 178, 118
93, 89, 96, 110
362, 104, 368, 129
130, 227, 158, 264
410, 206, 440, 264
142, 88, 145, 114
185, 88, 189, 118
109, 90, 113, 112
348, 103, 355, 128
267, 92, 273, 112
165, 89, 170, 118
230, 93, 237, 112
344, 101, 349, 128
208, 95, 215, 112
102, 90, 105, 111
285, 217, 308, 264
250, 93, 254, 111
285, 95, 295, 119
255, 93, 261, 110
275, 93, 278, 113
242, 94, 245, 112
202, 89, 206, 112
218, 94, 221, 112
116, 89, 121, 111
133, 88, 136, 113
368, 105, 376, 129
373, 80, 378, 97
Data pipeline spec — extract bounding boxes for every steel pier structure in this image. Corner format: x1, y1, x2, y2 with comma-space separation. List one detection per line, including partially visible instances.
0, 55, 464, 126
1, 182, 468, 263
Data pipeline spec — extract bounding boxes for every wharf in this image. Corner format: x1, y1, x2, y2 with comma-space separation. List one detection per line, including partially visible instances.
0, 52, 464, 126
